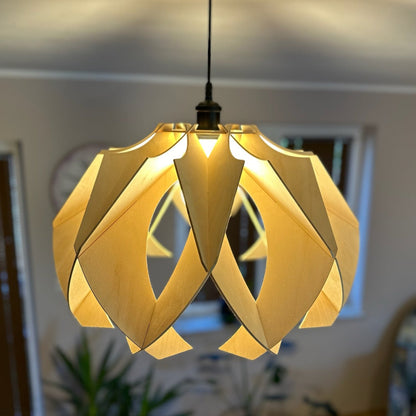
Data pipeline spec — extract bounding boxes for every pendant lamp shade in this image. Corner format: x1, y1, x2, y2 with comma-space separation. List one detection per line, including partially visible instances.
53, 123, 359, 360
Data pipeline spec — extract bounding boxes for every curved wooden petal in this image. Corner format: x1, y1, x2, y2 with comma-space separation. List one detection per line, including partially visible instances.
77, 163, 176, 348
68, 260, 113, 327
271, 342, 282, 354
76, 141, 209, 351
310, 156, 359, 304
127, 327, 192, 358
228, 126, 359, 326
229, 125, 338, 257
174, 130, 244, 272
53, 153, 113, 327
172, 181, 243, 223
211, 237, 267, 348
126, 336, 141, 354
299, 260, 343, 328
145, 327, 192, 359
240, 162, 334, 347
213, 237, 285, 357
75, 123, 190, 253
219, 326, 281, 359
53, 154, 103, 294
143, 230, 209, 347
218, 162, 333, 350
214, 138, 336, 352
219, 326, 266, 360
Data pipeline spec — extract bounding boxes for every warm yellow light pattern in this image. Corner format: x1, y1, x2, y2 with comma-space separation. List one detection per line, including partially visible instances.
53, 123, 359, 360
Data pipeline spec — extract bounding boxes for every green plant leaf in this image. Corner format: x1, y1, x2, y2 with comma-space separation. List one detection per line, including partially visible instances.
96, 338, 116, 385
53, 346, 85, 388
46, 334, 189, 416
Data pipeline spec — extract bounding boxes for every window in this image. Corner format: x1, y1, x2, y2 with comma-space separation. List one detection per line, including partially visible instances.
173, 124, 374, 333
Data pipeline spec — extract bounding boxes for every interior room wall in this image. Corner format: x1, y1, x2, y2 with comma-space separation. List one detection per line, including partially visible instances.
0, 76, 415, 415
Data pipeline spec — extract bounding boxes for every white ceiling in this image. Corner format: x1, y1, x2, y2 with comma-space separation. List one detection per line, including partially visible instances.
0, 0, 416, 85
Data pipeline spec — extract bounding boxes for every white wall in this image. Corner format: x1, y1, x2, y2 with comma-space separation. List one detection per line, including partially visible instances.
0, 76, 415, 415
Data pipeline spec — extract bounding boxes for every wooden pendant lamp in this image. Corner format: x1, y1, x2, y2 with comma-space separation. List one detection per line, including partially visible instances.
52, 0, 359, 360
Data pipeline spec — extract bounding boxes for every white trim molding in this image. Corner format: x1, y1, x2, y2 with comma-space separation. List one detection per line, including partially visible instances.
0, 68, 416, 94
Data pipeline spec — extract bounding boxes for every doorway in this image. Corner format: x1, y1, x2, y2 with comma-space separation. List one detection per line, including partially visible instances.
0, 145, 42, 415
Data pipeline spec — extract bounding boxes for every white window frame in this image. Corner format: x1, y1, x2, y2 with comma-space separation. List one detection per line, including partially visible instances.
0, 141, 44, 415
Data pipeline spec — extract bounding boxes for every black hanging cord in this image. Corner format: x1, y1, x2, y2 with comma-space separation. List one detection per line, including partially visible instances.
206, 0, 212, 99
196, 0, 221, 130
208, 0, 211, 81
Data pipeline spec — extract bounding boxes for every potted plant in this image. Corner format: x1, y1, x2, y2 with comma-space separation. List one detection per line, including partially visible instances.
45, 332, 192, 416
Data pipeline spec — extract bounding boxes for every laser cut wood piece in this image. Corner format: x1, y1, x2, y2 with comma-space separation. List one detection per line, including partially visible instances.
53, 153, 113, 328
172, 180, 243, 226
229, 125, 359, 333
175, 128, 244, 272
53, 123, 359, 360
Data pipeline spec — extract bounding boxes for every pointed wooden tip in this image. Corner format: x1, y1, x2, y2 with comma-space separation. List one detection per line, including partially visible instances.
238, 236, 267, 261
219, 326, 266, 360
147, 234, 173, 257
145, 327, 192, 359
126, 336, 141, 354
300, 261, 343, 328
271, 341, 282, 355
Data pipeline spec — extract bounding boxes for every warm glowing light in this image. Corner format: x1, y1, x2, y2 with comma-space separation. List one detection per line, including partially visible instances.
199, 138, 218, 158
53, 123, 359, 360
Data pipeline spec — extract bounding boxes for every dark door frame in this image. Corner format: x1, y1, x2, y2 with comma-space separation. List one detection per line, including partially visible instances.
0, 142, 43, 415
